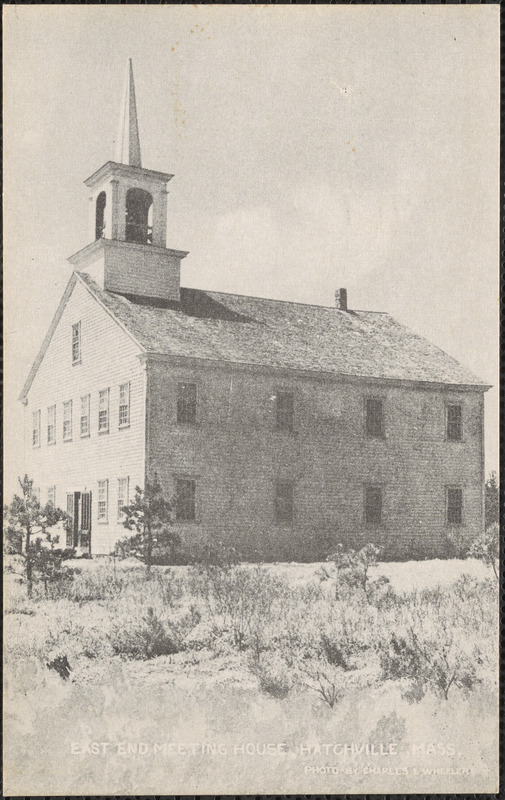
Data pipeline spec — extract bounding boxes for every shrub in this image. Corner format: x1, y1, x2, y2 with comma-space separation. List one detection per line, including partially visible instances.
249, 652, 294, 699
380, 625, 481, 701
299, 662, 345, 708
108, 606, 199, 660
327, 543, 388, 602
468, 523, 499, 580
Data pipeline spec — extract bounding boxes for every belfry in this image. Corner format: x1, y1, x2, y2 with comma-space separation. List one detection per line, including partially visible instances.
68, 59, 188, 301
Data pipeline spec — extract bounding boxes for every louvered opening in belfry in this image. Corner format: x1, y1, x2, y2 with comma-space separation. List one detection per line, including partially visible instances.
95, 191, 106, 239
125, 187, 153, 244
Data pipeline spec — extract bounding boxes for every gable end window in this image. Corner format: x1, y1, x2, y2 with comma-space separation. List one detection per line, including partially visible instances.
119, 383, 131, 428
98, 389, 110, 432
72, 322, 81, 364
80, 394, 90, 437
47, 405, 56, 444
365, 485, 383, 525
365, 398, 384, 438
276, 391, 294, 432
63, 401, 73, 441
275, 480, 294, 524
177, 383, 197, 424
446, 487, 463, 525
175, 478, 196, 521
446, 404, 463, 441
97, 480, 109, 523
32, 410, 41, 447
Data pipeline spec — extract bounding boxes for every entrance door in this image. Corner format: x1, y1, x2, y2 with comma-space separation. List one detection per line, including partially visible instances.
66, 491, 92, 554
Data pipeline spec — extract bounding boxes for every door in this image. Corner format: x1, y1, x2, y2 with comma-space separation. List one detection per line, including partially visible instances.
66, 491, 92, 554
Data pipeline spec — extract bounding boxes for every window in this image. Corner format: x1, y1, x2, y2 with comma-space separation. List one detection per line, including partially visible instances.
366, 398, 384, 438
117, 477, 129, 521
47, 486, 56, 507
98, 389, 109, 432
98, 480, 108, 522
447, 487, 463, 525
32, 486, 40, 503
47, 405, 56, 444
447, 404, 462, 441
177, 382, 197, 424
276, 391, 294, 432
119, 382, 130, 428
72, 322, 81, 364
365, 485, 382, 525
80, 394, 90, 437
176, 478, 196, 521
275, 481, 294, 524
32, 410, 41, 447
63, 400, 73, 441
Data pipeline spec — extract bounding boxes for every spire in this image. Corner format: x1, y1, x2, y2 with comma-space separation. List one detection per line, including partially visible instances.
115, 58, 142, 167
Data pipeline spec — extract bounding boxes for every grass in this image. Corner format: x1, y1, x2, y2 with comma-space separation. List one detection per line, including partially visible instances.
3, 556, 499, 795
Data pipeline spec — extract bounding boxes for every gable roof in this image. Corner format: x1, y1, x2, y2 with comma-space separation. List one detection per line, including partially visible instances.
70, 272, 487, 389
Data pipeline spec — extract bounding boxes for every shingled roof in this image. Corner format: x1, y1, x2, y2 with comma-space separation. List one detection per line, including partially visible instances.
75, 272, 486, 388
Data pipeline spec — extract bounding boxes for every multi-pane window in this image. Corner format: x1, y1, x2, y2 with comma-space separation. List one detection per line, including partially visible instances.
80, 394, 90, 437
176, 478, 196, 521
98, 389, 110, 432
447, 487, 463, 525
32, 486, 40, 503
117, 477, 129, 521
63, 400, 73, 441
366, 398, 384, 438
447, 404, 463, 441
275, 481, 294, 524
97, 480, 108, 522
47, 486, 56, 507
177, 382, 197, 424
119, 383, 131, 428
47, 405, 56, 444
365, 485, 382, 524
72, 322, 81, 364
32, 410, 41, 447
276, 391, 294, 432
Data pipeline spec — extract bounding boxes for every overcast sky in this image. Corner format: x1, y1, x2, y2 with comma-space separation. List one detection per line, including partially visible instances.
3, 5, 499, 495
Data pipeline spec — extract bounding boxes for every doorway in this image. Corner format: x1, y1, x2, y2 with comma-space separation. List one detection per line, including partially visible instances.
66, 491, 92, 554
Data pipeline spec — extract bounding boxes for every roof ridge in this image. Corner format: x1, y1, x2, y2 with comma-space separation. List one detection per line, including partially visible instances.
181, 286, 388, 314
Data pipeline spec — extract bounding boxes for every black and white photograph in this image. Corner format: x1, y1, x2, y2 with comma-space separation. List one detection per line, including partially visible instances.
3, 5, 499, 795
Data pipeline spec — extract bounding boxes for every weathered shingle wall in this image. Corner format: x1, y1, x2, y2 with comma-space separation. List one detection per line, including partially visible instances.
147, 359, 484, 561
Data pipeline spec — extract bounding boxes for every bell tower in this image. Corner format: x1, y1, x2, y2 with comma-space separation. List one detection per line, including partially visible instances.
68, 59, 188, 302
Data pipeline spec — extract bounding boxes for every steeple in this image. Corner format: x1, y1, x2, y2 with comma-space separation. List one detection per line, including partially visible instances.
115, 59, 142, 168
68, 62, 188, 302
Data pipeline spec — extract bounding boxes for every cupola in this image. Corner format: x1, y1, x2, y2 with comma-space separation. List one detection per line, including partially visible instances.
68, 59, 188, 302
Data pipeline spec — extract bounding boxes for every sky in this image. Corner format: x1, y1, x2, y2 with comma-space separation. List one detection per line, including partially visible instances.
3, 5, 500, 497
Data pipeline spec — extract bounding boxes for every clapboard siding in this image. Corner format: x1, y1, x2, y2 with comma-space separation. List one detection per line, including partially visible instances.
23, 277, 146, 555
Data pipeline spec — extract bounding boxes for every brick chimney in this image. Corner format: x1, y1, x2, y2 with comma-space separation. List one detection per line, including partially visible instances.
335, 288, 348, 311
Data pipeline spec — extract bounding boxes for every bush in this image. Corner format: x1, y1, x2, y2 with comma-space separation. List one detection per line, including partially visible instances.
249, 652, 294, 699
468, 523, 499, 580
108, 606, 199, 660
327, 543, 388, 602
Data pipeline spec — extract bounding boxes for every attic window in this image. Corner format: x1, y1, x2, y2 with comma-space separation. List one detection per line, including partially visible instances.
72, 322, 81, 364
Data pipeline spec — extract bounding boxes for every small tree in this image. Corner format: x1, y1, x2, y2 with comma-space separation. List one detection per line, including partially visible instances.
328, 542, 387, 602
485, 471, 499, 529
3, 475, 70, 598
116, 476, 180, 577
